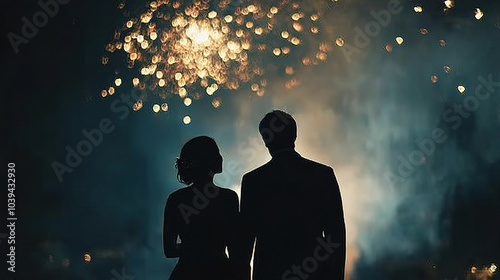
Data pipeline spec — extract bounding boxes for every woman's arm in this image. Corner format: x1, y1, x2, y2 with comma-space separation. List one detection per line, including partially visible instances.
163, 194, 182, 258
237, 175, 255, 280
225, 190, 240, 258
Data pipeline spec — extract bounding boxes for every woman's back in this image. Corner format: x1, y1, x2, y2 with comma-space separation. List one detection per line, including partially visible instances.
163, 136, 240, 280
164, 184, 239, 280
165, 186, 239, 262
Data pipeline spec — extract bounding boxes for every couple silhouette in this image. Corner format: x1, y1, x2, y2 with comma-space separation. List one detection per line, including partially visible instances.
163, 110, 346, 280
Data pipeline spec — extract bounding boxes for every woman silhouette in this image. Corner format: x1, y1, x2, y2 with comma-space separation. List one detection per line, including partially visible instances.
163, 136, 240, 280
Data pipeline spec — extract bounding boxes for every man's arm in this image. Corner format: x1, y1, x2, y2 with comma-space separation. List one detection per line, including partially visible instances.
323, 167, 346, 280
238, 174, 255, 280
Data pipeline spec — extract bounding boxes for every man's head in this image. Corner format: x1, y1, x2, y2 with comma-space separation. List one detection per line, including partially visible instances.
259, 110, 297, 153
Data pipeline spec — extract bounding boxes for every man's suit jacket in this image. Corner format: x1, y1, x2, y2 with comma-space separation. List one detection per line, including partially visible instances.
239, 150, 346, 280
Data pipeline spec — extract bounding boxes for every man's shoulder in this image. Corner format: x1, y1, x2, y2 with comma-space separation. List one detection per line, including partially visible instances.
218, 186, 239, 199
242, 155, 334, 179
242, 161, 272, 181
299, 155, 334, 174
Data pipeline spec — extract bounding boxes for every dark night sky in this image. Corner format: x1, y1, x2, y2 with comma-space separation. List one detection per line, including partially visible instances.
3, 0, 500, 280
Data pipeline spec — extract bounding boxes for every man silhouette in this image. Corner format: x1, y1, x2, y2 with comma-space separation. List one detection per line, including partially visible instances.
239, 110, 346, 280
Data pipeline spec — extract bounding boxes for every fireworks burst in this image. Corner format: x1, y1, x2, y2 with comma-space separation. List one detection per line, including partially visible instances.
101, 0, 337, 119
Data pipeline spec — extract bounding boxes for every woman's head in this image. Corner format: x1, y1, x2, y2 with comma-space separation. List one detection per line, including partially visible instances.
175, 136, 223, 185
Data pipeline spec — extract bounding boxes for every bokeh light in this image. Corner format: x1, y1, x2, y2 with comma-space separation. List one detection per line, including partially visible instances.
84, 253, 91, 263
101, 0, 340, 121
